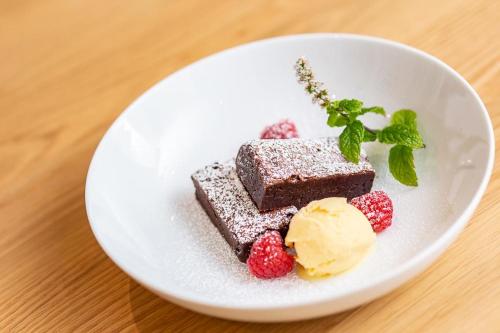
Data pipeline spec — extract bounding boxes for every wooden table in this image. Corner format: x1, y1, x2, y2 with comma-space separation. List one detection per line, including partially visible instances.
1, 0, 499, 331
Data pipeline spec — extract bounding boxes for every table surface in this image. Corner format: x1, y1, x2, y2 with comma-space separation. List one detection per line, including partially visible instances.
1, 0, 499, 331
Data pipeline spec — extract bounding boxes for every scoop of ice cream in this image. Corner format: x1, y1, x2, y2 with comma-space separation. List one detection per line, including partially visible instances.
285, 197, 375, 278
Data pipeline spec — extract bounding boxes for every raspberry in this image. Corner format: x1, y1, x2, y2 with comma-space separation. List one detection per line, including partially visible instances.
260, 119, 299, 139
247, 230, 294, 279
351, 191, 393, 233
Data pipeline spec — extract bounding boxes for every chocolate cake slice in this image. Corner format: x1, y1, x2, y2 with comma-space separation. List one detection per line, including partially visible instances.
236, 137, 375, 211
191, 161, 297, 262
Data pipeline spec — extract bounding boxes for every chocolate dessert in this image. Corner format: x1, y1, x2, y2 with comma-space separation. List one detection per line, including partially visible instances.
236, 137, 375, 211
191, 161, 297, 262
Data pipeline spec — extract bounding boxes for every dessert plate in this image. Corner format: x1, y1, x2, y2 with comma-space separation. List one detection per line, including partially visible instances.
85, 34, 494, 322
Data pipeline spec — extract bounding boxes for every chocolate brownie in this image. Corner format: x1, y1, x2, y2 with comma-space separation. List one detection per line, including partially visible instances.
191, 161, 297, 262
236, 137, 375, 211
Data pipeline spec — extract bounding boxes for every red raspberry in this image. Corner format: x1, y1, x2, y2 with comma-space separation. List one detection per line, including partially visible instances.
260, 119, 299, 139
247, 230, 294, 279
351, 191, 393, 233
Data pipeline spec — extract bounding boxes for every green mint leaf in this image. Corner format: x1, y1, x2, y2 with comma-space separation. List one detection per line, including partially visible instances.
338, 99, 363, 113
389, 145, 418, 186
327, 112, 339, 127
339, 99, 363, 120
335, 117, 349, 127
326, 101, 352, 126
377, 124, 424, 149
363, 130, 378, 142
326, 112, 348, 127
328, 100, 340, 111
360, 106, 386, 116
339, 120, 364, 163
391, 109, 417, 129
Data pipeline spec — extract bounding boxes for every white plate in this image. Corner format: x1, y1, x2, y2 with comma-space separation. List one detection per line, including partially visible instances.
85, 34, 494, 322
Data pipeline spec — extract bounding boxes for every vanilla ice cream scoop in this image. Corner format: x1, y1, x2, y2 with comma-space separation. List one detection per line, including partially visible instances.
285, 197, 375, 278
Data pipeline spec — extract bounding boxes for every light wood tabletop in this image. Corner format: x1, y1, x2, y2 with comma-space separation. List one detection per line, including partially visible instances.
1, 0, 499, 331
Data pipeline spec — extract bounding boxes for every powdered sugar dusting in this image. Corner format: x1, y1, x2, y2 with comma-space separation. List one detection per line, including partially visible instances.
161, 141, 450, 307
238, 137, 374, 184
191, 161, 297, 245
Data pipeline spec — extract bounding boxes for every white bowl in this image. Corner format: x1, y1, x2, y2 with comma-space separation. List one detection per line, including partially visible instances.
85, 34, 494, 322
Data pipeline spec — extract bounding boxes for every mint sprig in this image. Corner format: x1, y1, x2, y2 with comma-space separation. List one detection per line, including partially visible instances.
295, 57, 425, 186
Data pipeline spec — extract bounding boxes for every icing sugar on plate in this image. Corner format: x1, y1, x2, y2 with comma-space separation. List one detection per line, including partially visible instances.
163, 142, 448, 306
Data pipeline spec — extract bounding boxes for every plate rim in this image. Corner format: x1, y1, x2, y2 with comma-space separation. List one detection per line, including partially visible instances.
85, 33, 495, 312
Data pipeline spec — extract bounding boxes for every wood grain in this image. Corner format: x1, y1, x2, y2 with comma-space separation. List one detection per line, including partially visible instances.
1, 0, 499, 331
